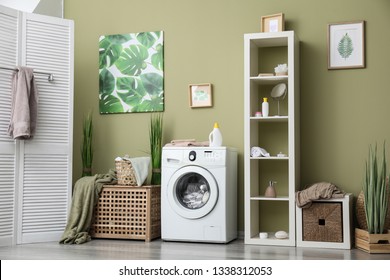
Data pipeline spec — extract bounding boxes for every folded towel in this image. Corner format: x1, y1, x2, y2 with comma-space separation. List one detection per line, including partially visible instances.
122, 156, 150, 186
165, 139, 209, 147
8, 66, 39, 139
295, 182, 345, 208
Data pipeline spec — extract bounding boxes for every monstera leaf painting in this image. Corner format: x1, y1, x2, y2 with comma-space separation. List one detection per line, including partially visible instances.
99, 31, 164, 113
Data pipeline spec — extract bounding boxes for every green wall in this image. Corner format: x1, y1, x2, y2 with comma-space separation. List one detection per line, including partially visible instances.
64, 0, 390, 231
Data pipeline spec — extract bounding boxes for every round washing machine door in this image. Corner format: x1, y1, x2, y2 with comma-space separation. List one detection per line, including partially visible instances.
167, 165, 218, 220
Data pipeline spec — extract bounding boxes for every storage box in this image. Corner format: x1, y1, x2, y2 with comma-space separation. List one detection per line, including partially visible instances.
296, 193, 352, 249
355, 228, 390, 253
90, 185, 161, 242
302, 202, 343, 242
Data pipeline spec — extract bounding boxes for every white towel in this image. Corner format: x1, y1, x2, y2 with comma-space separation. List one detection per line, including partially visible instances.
7, 66, 39, 139
122, 156, 150, 186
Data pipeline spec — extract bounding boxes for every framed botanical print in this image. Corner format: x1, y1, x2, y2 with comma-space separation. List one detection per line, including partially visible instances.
328, 21, 365, 69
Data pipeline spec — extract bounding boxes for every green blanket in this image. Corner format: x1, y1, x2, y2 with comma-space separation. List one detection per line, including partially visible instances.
59, 170, 117, 244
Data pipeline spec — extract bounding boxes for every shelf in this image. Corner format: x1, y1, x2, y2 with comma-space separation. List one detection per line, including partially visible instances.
250, 196, 289, 201
250, 116, 288, 122
250, 156, 289, 160
250, 75, 288, 85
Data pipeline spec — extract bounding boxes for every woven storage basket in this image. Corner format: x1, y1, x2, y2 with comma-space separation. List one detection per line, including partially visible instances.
302, 201, 343, 242
115, 160, 137, 186
90, 185, 161, 241
356, 191, 390, 230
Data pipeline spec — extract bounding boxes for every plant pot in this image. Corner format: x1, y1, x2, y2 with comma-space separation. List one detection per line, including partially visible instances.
355, 228, 390, 253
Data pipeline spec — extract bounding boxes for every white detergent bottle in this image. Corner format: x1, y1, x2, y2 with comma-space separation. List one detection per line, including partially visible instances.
262, 97, 269, 117
209, 122, 223, 147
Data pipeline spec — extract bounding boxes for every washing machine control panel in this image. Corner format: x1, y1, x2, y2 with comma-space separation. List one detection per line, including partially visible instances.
186, 149, 225, 164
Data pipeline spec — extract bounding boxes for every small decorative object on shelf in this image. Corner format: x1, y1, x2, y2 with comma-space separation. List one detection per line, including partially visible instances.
275, 230, 288, 239
261, 13, 285, 33
254, 111, 262, 117
274, 63, 288, 76
261, 97, 269, 117
264, 181, 277, 198
259, 232, 268, 239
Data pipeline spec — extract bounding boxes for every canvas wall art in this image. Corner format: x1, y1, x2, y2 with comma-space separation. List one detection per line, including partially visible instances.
99, 31, 164, 113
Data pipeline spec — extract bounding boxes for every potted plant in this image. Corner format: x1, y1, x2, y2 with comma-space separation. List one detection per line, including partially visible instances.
355, 143, 390, 253
149, 113, 163, 185
81, 111, 93, 177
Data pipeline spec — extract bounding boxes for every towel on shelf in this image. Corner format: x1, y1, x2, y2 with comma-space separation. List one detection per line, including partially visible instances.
59, 170, 117, 245
164, 139, 209, 147
295, 181, 345, 208
7, 66, 39, 139
121, 156, 150, 186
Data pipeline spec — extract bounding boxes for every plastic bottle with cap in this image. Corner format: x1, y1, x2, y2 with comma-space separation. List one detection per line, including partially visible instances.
262, 97, 269, 117
209, 122, 223, 147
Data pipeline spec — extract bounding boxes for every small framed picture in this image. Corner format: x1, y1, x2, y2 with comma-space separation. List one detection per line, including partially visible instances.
189, 83, 213, 108
261, 13, 285, 33
328, 21, 365, 69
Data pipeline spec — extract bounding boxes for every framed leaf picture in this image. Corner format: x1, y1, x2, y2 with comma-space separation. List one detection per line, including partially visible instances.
99, 31, 164, 113
328, 21, 365, 69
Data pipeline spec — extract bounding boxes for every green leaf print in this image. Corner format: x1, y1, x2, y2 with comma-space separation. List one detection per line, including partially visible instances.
137, 31, 160, 48
115, 44, 149, 76
337, 33, 354, 59
116, 76, 146, 107
99, 68, 115, 95
151, 44, 164, 71
99, 36, 129, 69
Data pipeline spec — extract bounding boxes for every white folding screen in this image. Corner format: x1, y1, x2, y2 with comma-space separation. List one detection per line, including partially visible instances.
0, 5, 74, 245
0, 6, 18, 246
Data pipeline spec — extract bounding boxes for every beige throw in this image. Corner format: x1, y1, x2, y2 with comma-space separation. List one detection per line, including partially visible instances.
8, 66, 39, 139
295, 182, 345, 208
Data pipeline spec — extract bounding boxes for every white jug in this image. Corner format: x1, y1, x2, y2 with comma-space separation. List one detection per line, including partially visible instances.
209, 122, 223, 147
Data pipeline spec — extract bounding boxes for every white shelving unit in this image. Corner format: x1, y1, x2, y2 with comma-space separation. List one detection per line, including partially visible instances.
244, 31, 300, 246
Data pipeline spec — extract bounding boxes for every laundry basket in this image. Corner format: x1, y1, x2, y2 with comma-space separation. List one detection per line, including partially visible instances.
115, 159, 137, 186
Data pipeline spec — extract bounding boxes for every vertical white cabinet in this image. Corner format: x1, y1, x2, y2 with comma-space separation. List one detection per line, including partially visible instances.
0, 6, 74, 246
244, 31, 299, 246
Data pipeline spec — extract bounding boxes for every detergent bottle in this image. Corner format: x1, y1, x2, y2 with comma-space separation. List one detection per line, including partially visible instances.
209, 122, 223, 147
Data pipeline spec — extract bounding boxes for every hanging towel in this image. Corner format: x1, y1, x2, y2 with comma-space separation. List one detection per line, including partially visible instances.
8, 66, 39, 139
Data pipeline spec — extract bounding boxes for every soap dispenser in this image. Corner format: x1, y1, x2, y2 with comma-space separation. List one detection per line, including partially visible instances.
264, 181, 277, 198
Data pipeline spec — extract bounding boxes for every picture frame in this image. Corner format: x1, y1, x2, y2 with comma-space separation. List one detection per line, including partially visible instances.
328, 21, 365, 69
261, 13, 285, 33
188, 83, 213, 108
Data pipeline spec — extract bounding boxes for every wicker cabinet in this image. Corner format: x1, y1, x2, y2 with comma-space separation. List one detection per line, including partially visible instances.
244, 31, 300, 246
91, 185, 161, 242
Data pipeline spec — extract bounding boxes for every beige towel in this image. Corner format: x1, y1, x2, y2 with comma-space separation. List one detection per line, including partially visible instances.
295, 182, 345, 208
8, 66, 39, 139
165, 139, 210, 147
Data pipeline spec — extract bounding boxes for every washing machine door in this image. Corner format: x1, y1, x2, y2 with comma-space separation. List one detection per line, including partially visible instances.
167, 165, 218, 220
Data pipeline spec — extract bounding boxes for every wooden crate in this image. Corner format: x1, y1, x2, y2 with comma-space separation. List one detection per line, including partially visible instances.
90, 185, 161, 242
355, 228, 390, 253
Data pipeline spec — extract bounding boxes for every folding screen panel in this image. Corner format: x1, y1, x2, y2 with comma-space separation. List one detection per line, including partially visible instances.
0, 6, 74, 245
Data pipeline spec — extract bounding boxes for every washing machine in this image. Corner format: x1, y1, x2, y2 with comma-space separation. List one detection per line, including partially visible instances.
161, 146, 237, 243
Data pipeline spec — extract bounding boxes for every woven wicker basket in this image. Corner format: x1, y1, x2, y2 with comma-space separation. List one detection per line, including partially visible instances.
356, 191, 390, 230
115, 160, 137, 186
